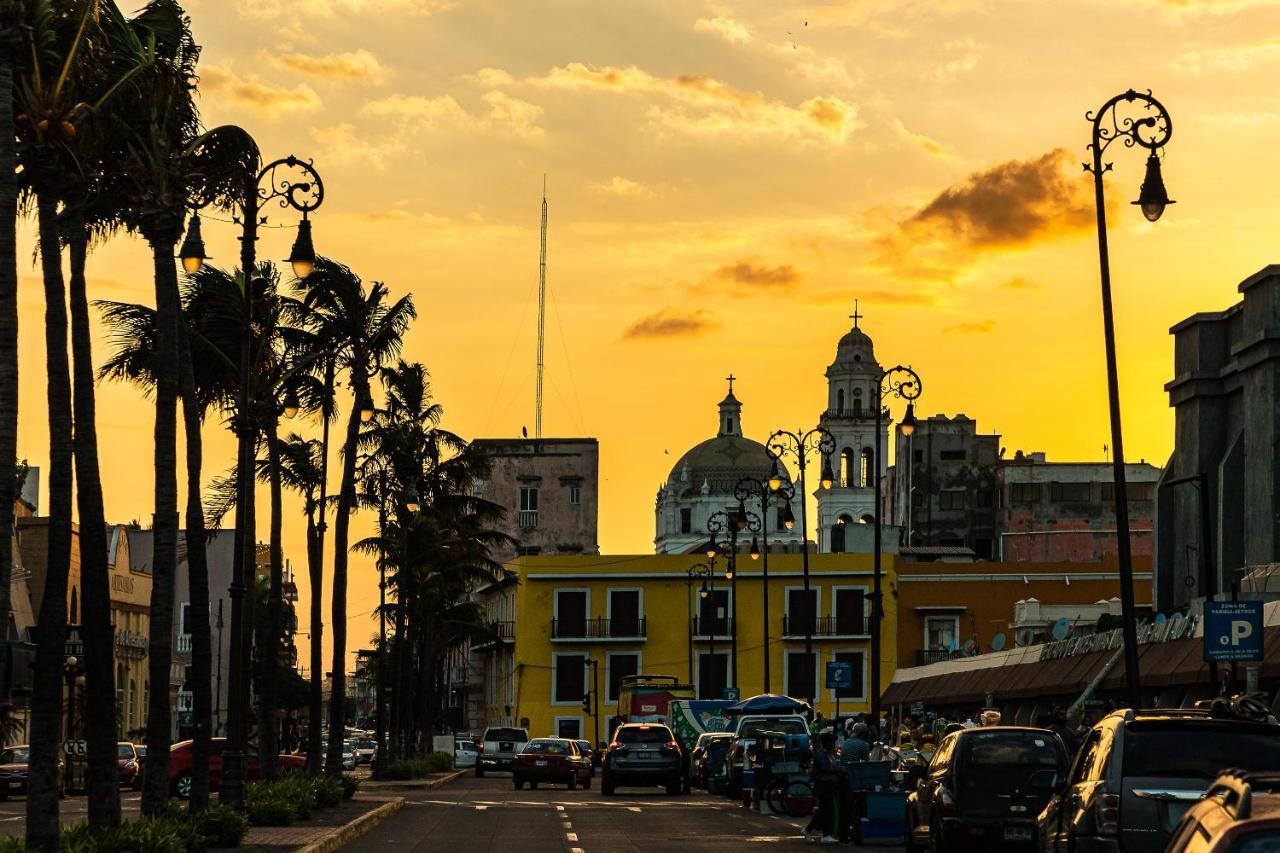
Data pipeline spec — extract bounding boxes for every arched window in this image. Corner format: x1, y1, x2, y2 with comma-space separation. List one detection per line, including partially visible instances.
860, 448, 874, 488
841, 448, 855, 487
860, 514, 875, 525
836, 389, 845, 413
852, 388, 863, 415
69, 587, 78, 624
831, 523, 846, 553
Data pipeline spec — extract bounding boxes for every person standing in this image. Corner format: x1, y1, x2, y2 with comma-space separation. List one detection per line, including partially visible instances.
805, 731, 841, 844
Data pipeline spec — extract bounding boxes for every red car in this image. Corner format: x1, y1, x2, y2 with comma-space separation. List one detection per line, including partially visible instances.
168, 738, 305, 799
117, 742, 141, 790
512, 738, 592, 791
0, 745, 65, 799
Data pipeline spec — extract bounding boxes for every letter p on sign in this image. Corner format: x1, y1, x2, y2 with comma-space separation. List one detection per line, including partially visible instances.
1230, 620, 1254, 645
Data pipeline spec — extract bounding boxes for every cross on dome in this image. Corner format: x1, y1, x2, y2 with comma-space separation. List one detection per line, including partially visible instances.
850, 299, 863, 329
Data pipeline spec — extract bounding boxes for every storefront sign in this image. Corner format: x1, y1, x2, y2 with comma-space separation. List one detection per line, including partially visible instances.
1204, 601, 1263, 662
1039, 613, 1199, 662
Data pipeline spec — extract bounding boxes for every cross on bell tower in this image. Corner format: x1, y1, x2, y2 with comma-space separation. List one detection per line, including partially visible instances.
850, 299, 863, 330
718, 374, 742, 437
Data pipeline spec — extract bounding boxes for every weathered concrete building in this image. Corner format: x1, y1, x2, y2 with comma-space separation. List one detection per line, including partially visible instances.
885, 414, 1001, 557
473, 437, 599, 559
1157, 264, 1280, 610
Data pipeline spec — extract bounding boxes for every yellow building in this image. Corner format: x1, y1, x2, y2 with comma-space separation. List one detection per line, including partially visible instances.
476, 543, 898, 741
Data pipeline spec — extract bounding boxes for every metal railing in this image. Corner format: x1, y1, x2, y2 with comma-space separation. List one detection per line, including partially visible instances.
176, 634, 192, 654
551, 617, 647, 640
823, 406, 890, 420
489, 620, 515, 640
690, 616, 734, 637
916, 648, 957, 666
782, 615, 867, 636
518, 510, 538, 529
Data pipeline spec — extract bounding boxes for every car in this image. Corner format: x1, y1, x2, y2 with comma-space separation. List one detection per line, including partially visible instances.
1037, 708, 1280, 853
341, 741, 357, 771
475, 726, 529, 777
573, 740, 595, 775
454, 739, 478, 768
600, 723, 684, 797
117, 742, 141, 790
725, 715, 809, 798
354, 737, 376, 766
906, 726, 1067, 852
689, 732, 733, 791
167, 738, 306, 799
1166, 770, 1280, 852
513, 738, 592, 791
0, 746, 65, 800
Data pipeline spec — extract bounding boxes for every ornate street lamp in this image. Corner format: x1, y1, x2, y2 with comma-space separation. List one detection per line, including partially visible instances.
1085, 89, 1173, 710
735, 475, 794, 695
685, 562, 716, 691
707, 507, 760, 691
766, 426, 835, 704
872, 367, 922, 724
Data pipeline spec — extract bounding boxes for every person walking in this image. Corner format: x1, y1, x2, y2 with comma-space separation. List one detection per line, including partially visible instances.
804, 731, 841, 844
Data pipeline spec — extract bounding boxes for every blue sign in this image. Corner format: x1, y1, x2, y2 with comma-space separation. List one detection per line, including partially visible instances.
826, 661, 854, 690
1204, 601, 1264, 662
722, 687, 740, 701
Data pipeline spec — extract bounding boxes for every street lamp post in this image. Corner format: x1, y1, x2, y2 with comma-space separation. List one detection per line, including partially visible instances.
707, 505, 760, 691
735, 476, 794, 695
182, 154, 326, 808
872, 367, 921, 725
372, 471, 389, 781
685, 562, 715, 693
1086, 89, 1174, 711
766, 427, 835, 705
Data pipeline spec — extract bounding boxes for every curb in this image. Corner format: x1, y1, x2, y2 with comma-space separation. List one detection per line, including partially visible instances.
358, 768, 467, 792
294, 797, 404, 853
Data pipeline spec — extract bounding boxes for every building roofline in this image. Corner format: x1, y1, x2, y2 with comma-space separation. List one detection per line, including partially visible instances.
1169, 304, 1241, 334
1237, 264, 1280, 294
472, 437, 598, 446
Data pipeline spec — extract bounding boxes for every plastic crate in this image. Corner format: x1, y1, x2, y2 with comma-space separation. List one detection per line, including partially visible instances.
865, 791, 907, 821
848, 760, 892, 790
858, 818, 906, 846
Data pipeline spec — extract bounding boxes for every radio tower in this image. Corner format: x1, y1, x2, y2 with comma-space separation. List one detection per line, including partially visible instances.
535, 176, 548, 440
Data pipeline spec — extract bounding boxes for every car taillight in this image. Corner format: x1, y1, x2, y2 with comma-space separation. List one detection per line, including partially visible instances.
476, 742, 484, 752
609, 741, 620, 750
733, 744, 744, 759
938, 787, 957, 815
1096, 793, 1120, 836
667, 740, 679, 750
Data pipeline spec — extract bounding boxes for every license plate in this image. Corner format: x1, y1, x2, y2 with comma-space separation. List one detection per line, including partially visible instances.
636, 751, 653, 760
8, 782, 20, 789
500, 742, 513, 751
1004, 827, 1033, 841
536, 760, 547, 767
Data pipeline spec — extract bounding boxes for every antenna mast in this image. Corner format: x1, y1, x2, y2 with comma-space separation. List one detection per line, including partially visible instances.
536, 176, 548, 440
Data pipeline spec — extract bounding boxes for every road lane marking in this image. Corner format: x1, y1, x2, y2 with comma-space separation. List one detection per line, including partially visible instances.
566, 832, 578, 842
475, 805, 488, 811
627, 806, 641, 812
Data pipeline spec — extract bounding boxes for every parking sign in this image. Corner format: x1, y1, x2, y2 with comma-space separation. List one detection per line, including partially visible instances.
1203, 601, 1264, 662
825, 661, 853, 690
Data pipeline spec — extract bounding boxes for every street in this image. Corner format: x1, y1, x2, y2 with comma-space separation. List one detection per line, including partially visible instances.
0, 792, 142, 835
344, 774, 901, 853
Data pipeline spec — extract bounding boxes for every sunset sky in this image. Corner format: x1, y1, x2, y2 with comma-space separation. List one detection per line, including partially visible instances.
17, 0, 1280, 672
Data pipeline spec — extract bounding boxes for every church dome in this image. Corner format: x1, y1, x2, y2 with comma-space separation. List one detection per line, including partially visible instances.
830, 303, 879, 372
667, 435, 777, 497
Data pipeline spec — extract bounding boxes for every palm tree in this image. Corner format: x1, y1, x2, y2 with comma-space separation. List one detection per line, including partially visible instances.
293, 260, 414, 776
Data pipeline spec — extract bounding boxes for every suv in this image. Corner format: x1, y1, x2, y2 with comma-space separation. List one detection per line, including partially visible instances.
726, 714, 809, 798
601, 723, 684, 796
1037, 709, 1280, 853
907, 727, 1067, 851
475, 726, 529, 777
1167, 771, 1280, 852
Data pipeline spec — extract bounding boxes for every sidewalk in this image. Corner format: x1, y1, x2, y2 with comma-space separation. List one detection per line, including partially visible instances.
357, 769, 467, 793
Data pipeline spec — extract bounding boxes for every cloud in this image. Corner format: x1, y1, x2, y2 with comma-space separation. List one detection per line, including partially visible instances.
360, 91, 544, 138
713, 258, 798, 291
1000, 276, 1040, 291
809, 287, 938, 306
236, 0, 453, 17
936, 39, 982, 80
268, 49, 390, 83
943, 319, 996, 334
528, 62, 856, 142
874, 148, 1095, 280
1174, 38, 1280, 73
622, 308, 721, 340
463, 67, 516, 87
889, 117, 956, 159
694, 15, 751, 43
309, 123, 406, 168
199, 65, 321, 112
592, 176, 655, 198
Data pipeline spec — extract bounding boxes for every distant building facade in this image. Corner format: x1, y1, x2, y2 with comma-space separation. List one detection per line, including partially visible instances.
473, 438, 599, 559
1157, 264, 1280, 610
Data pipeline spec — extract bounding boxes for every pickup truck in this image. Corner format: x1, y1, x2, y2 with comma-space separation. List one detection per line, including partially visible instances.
725, 714, 810, 798
475, 726, 529, 777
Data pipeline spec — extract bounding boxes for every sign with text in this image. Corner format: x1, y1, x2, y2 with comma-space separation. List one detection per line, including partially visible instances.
721, 687, 740, 702
1204, 601, 1264, 662
825, 661, 854, 690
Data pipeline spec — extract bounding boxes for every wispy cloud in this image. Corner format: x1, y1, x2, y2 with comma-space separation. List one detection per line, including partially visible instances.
889, 117, 956, 160
694, 15, 751, 44
874, 148, 1095, 280
712, 258, 799, 291
236, 0, 453, 18
268, 48, 390, 83
623, 308, 721, 340
943, 319, 996, 334
1000, 276, 1040, 291
199, 65, 321, 112
361, 91, 544, 138
527, 63, 857, 143
809, 287, 938, 306
592, 176, 656, 198
1174, 38, 1280, 73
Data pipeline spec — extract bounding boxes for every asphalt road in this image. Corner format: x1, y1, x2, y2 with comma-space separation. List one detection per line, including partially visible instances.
0, 791, 142, 835
344, 774, 904, 852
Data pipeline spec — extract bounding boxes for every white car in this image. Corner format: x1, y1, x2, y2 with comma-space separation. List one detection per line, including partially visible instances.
454, 739, 478, 768
354, 737, 376, 766
342, 741, 357, 771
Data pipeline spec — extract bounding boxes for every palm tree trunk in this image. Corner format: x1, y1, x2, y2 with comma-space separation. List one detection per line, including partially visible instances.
140, 227, 181, 818
177, 316, 213, 812
0, 0, 21, 724
25, 195, 72, 852
258, 416, 284, 780
325, 381, 363, 776
66, 214, 120, 827
307, 359, 332, 777
391, 527, 406, 763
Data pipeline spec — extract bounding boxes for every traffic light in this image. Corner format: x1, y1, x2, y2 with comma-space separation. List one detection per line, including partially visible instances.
582, 692, 591, 714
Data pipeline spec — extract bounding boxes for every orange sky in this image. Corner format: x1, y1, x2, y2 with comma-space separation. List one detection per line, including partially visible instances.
17, 0, 1280, 674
